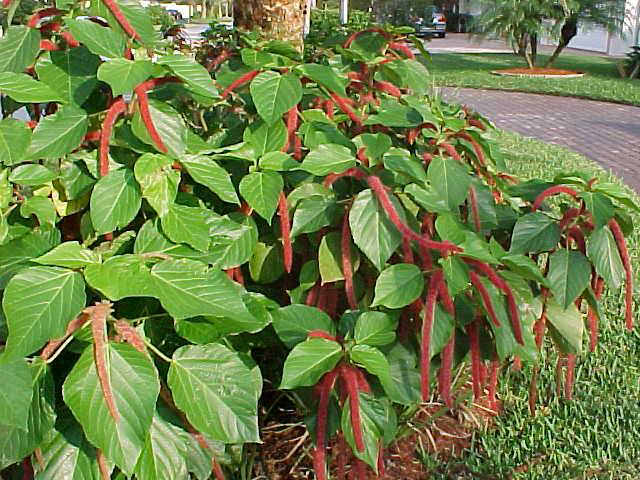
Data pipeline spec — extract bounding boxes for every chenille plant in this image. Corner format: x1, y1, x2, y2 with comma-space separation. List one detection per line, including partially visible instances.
0, 2, 636, 480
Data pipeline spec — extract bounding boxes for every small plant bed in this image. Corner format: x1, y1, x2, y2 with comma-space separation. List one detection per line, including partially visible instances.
491, 67, 584, 78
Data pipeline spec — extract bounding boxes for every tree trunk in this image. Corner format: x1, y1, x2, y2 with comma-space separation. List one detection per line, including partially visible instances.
233, 0, 306, 51
545, 16, 578, 68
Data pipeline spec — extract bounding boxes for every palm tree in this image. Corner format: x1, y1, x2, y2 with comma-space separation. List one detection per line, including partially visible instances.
233, 0, 307, 50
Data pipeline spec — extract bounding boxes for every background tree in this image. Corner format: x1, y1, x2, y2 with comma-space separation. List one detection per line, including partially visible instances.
233, 0, 306, 49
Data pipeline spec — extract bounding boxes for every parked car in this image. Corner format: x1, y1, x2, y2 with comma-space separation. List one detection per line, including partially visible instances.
166, 9, 183, 21
412, 6, 446, 38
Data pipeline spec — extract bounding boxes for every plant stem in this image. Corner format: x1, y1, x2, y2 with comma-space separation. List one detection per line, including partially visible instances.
144, 338, 173, 363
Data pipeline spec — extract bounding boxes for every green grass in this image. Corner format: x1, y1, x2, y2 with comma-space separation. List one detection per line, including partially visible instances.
431, 132, 640, 479
429, 53, 640, 106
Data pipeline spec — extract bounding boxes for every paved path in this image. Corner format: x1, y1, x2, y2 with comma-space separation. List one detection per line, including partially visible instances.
441, 87, 640, 192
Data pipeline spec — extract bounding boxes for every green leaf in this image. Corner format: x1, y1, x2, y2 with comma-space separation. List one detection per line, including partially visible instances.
3, 266, 86, 359
341, 393, 387, 471
0, 359, 32, 430
34, 241, 100, 268
372, 263, 423, 308
593, 182, 640, 214
545, 299, 583, 355
364, 100, 422, 127
239, 171, 283, 224
168, 343, 261, 443
579, 191, 615, 229
161, 204, 213, 253
297, 63, 348, 97
180, 154, 239, 204
272, 304, 336, 348
66, 19, 126, 58
63, 343, 159, 475
249, 242, 284, 283
318, 231, 360, 284
0, 227, 60, 288
0, 72, 63, 103
350, 344, 402, 402
36, 47, 100, 107
383, 148, 427, 183
134, 153, 180, 217
0, 119, 31, 166
440, 255, 469, 296
429, 305, 455, 359
280, 338, 343, 389
27, 105, 88, 159
0, 26, 40, 73
509, 212, 561, 254
84, 254, 154, 300
300, 143, 356, 176
131, 99, 188, 158
21, 196, 56, 226
349, 189, 404, 271
353, 133, 392, 164
243, 119, 287, 158
9, 164, 57, 186
291, 196, 339, 237
547, 249, 591, 309
91, 0, 158, 47
587, 226, 625, 290
259, 151, 299, 171
35, 419, 101, 480
208, 214, 258, 269
501, 254, 548, 286
404, 183, 449, 214
0, 361, 56, 469
97, 59, 153, 96
427, 156, 471, 210
250, 71, 302, 125
387, 344, 422, 404
90, 168, 142, 234
150, 258, 255, 322
354, 311, 397, 346
158, 55, 218, 99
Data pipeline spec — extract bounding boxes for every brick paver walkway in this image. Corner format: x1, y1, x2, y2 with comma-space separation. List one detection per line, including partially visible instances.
441, 87, 640, 191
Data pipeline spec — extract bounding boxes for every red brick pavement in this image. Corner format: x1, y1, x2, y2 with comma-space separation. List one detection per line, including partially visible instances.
441, 87, 640, 191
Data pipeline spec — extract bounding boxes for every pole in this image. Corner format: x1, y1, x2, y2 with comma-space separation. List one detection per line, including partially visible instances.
340, 0, 348, 25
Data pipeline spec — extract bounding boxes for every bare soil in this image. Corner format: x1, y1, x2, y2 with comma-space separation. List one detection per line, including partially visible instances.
492, 67, 584, 77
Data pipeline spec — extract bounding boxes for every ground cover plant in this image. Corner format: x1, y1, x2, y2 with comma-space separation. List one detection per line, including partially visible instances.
0, 3, 638, 480
431, 52, 640, 106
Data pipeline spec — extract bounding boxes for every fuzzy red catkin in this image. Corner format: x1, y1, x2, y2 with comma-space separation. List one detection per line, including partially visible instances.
512, 356, 522, 371
233, 266, 245, 285
342, 212, 358, 310
455, 131, 486, 166
559, 207, 581, 229
27, 8, 62, 28
221, 70, 259, 99
421, 271, 442, 401
588, 277, 604, 352
323, 99, 335, 119
97, 450, 110, 480
438, 333, 455, 408
100, 97, 127, 177
354, 459, 367, 480
564, 354, 576, 400
608, 218, 634, 330
437, 276, 455, 316
61, 31, 80, 48
40, 39, 59, 51
330, 92, 362, 126
343, 27, 391, 48
419, 214, 434, 270
469, 270, 501, 327
41, 312, 90, 361
114, 319, 146, 354
207, 49, 231, 72
278, 192, 292, 273
487, 359, 500, 410
324, 284, 338, 319
293, 135, 303, 160
135, 86, 168, 153
402, 237, 414, 263
212, 459, 225, 480
356, 147, 368, 165
534, 310, 546, 350
466, 319, 482, 401
306, 283, 320, 306
389, 41, 415, 59
367, 175, 462, 255
529, 367, 539, 416
353, 367, 371, 394
469, 186, 482, 233
377, 445, 386, 477
374, 80, 402, 98
567, 226, 586, 253
531, 185, 579, 212
2, 0, 13, 7
438, 141, 462, 162
422, 152, 433, 165
468, 118, 486, 131
39, 21, 61, 33
341, 365, 365, 452
316, 284, 328, 313
323, 167, 366, 188
407, 127, 419, 145
101, 0, 140, 39
90, 303, 119, 421
312, 369, 338, 480
282, 105, 299, 153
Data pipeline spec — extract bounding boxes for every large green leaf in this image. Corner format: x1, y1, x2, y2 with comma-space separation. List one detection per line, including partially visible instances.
509, 212, 561, 254
168, 343, 261, 443
91, 0, 158, 47
66, 19, 126, 58
427, 156, 471, 210
353, 133, 392, 165
354, 312, 397, 346
364, 100, 422, 127
27, 105, 88, 159
244, 119, 287, 158
272, 304, 336, 348
131, 99, 188, 158
160, 205, 213, 253
0, 359, 33, 430
0, 26, 41, 74
239, 171, 283, 224
36, 47, 100, 107
291, 196, 339, 237
547, 249, 591, 309
3, 266, 86, 359
20, 196, 57, 226
97, 59, 153, 96
372, 263, 423, 309
208, 214, 258, 269
280, 338, 343, 389
180, 154, 239, 204
341, 393, 389, 471
297, 63, 348, 96
9, 164, 57, 186
587, 226, 625, 290
250, 71, 302, 125
84, 254, 154, 300
318, 231, 360, 284
150, 258, 255, 322
158, 55, 218, 99
134, 153, 179, 217
90, 168, 142, 234
63, 343, 159, 475
349, 189, 404, 271
545, 299, 583, 355
0, 227, 60, 288
35, 419, 101, 480
404, 183, 450, 214
0, 361, 56, 469
580, 192, 614, 229
0, 72, 64, 103
350, 344, 403, 403
383, 148, 427, 184
0, 119, 31, 166
300, 143, 356, 176
34, 241, 100, 269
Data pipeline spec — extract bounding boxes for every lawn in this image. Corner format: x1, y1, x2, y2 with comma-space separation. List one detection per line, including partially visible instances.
431, 132, 640, 479
428, 53, 640, 106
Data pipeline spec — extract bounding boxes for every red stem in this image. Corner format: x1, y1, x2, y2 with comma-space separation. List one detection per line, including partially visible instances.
342, 211, 358, 310
531, 185, 579, 212
101, 0, 140, 39
221, 70, 259, 99
100, 97, 127, 177
421, 271, 442, 401
608, 219, 634, 330
278, 192, 292, 273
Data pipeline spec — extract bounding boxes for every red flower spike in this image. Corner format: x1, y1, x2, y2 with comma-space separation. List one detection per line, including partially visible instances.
342, 212, 358, 310
421, 271, 442, 401
39, 21, 61, 34
559, 207, 581, 229
323, 167, 366, 188
330, 92, 362, 125
565, 354, 576, 400
114, 319, 146, 354
282, 105, 299, 153
389, 41, 415, 59
529, 367, 539, 416
608, 218, 634, 330
487, 359, 500, 410
135, 86, 168, 153
40, 39, 59, 51
61, 31, 80, 48
2, 0, 13, 7
437, 274, 455, 316
207, 48, 232, 72
531, 185, 579, 212
357, 147, 368, 165
341, 365, 365, 452
89, 302, 119, 421
438, 332, 455, 408
512, 356, 522, 371
402, 237, 414, 264
353, 367, 371, 394
469, 270, 501, 327
422, 152, 433, 165
469, 186, 482, 233
466, 319, 482, 401
312, 369, 339, 480
323, 99, 335, 119
101, 0, 140, 39
277, 192, 292, 273
438, 141, 462, 162
28, 8, 63, 28
534, 310, 546, 350
354, 459, 367, 480
100, 97, 127, 177
306, 283, 319, 307
373, 80, 402, 98
588, 277, 604, 352
343, 27, 392, 48
468, 118, 486, 131
455, 131, 486, 166
567, 226, 586, 253
221, 70, 259, 99
41, 312, 90, 361
325, 284, 338, 319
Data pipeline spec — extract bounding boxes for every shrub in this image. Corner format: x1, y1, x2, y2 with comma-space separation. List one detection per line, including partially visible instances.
0, 3, 637, 479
